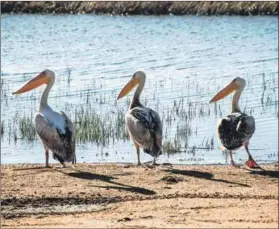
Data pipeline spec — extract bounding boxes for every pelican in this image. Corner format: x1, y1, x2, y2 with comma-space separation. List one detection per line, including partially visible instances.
210, 77, 261, 169
117, 71, 162, 165
13, 70, 76, 167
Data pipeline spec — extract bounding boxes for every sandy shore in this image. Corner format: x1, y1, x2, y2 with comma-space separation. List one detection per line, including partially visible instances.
1, 163, 278, 228
1, 1, 278, 15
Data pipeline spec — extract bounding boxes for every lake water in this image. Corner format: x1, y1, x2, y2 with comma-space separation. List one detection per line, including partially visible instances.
1, 15, 278, 165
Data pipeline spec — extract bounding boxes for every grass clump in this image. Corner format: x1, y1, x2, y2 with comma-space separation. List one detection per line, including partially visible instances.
163, 138, 181, 154
18, 115, 36, 141
74, 105, 129, 146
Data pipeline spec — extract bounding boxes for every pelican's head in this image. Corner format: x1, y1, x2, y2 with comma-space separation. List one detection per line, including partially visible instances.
117, 70, 146, 100
210, 77, 246, 103
13, 69, 55, 95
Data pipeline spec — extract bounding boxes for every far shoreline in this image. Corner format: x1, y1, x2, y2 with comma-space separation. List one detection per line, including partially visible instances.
1, 1, 278, 16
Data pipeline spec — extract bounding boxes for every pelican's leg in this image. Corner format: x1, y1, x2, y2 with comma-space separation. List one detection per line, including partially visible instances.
152, 157, 160, 166
229, 150, 239, 167
152, 158, 156, 165
71, 155, 76, 168
244, 144, 262, 169
135, 144, 141, 166
45, 149, 50, 168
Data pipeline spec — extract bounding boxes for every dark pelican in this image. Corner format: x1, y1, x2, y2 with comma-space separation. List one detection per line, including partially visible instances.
117, 71, 162, 165
13, 70, 76, 167
210, 77, 261, 169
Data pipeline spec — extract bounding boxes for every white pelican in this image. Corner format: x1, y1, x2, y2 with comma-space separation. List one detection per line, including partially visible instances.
13, 70, 76, 167
117, 71, 162, 165
210, 77, 261, 169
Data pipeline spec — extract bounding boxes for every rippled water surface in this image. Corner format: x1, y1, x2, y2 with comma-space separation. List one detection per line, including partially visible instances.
1, 15, 278, 165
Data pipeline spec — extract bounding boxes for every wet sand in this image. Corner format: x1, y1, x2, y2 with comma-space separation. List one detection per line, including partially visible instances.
1, 163, 278, 228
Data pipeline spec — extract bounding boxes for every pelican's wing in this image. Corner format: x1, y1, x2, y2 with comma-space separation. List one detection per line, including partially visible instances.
218, 112, 255, 150
35, 113, 75, 163
126, 107, 162, 157
236, 115, 255, 135
59, 111, 74, 133
60, 111, 76, 163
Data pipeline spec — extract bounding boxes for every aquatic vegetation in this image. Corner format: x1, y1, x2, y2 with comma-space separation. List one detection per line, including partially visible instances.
66, 68, 72, 84
1, 120, 4, 136
18, 114, 36, 141
200, 136, 215, 151
74, 104, 129, 146
163, 138, 181, 154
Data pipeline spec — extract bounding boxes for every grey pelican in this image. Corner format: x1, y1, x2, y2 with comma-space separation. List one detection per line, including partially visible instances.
13, 70, 76, 167
210, 77, 261, 169
117, 71, 162, 165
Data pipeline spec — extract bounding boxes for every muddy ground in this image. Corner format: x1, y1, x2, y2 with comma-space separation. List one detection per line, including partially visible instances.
1, 163, 278, 228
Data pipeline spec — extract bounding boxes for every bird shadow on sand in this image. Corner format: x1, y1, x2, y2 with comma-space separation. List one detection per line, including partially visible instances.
91, 184, 156, 195
55, 168, 156, 196
13, 166, 49, 171
243, 168, 279, 179
164, 168, 250, 187
67, 170, 117, 182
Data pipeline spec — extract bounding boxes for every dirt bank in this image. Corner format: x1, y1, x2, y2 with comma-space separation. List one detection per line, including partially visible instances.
1, 163, 278, 228
1, 1, 278, 15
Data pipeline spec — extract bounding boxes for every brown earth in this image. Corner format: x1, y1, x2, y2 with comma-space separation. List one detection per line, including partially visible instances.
1, 163, 278, 228
1, 1, 278, 15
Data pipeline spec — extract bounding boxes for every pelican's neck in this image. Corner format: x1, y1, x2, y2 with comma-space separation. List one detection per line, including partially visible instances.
39, 79, 54, 111
130, 77, 145, 109
232, 87, 244, 113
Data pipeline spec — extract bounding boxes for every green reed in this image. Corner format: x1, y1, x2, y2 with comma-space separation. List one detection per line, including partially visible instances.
73, 104, 129, 146
18, 114, 37, 141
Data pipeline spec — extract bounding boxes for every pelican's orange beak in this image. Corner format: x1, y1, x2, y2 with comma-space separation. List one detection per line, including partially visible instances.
117, 77, 139, 100
12, 72, 49, 95
210, 80, 238, 103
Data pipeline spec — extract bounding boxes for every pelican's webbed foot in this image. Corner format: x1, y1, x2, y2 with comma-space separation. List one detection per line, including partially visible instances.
246, 157, 263, 170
